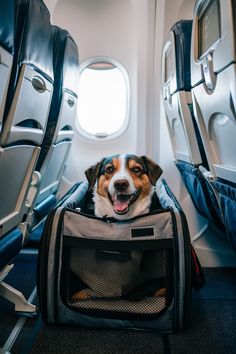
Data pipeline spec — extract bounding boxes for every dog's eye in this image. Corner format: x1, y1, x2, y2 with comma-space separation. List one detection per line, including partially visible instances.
132, 166, 142, 174
105, 165, 114, 174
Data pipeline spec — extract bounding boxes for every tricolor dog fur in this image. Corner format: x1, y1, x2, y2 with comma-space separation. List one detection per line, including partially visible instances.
85, 154, 163, 219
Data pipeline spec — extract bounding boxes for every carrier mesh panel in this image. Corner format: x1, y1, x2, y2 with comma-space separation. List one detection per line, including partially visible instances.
70, 248, 144, 297
69, 293, 166, 316
62, 246, 173, 318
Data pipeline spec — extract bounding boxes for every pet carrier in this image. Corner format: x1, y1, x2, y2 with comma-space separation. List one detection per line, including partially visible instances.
37, 179, 204, 333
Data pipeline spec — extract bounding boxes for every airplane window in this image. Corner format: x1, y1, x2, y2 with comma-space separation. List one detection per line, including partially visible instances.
77, 59, 130, 139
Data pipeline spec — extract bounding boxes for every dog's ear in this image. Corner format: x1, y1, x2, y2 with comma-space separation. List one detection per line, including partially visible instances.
85, 161, 103, 191
140, 156, 163, 185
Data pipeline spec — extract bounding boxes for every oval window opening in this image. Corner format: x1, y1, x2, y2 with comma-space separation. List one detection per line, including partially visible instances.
77, 59, 129, 138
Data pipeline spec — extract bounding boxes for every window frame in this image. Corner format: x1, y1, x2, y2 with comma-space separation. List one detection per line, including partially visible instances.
76, 56, 131, 141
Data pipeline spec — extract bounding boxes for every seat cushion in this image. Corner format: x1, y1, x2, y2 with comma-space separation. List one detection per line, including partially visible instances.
175, 161, 225, 231
212, 179, 236, 252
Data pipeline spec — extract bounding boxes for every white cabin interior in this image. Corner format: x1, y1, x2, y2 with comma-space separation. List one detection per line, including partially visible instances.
43, 0, 236, 267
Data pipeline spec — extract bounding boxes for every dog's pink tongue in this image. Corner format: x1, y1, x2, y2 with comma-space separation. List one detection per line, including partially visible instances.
114, 200, 129, 212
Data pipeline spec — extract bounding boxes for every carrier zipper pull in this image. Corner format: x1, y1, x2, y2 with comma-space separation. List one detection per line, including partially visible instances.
102, 215, 114, 223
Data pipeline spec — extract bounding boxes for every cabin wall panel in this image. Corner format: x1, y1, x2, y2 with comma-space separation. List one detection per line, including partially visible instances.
51, 0, 157, 189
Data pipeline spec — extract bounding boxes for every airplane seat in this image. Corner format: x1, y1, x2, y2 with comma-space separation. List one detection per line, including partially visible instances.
0, 0, 54, 237
0, 0, 53, 316
0, 227, 37, 316
191, 0, 236, 251
162, 19, 224, 230
0, 229, 22, 275
0, 0, 15, 127
27, 25, 79, 229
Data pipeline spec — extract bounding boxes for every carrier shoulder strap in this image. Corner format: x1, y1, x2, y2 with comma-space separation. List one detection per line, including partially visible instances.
191, 245, 205, 291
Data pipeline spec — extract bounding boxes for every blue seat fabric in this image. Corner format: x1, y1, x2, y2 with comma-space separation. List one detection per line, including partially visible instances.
0, 0, 15, 54
170, 20, 224, 232
3, 0, 54, 123
175, 161, 225, 231
36, 26, 78, 171
212, 179, 236, 251
0, 228, 23, 271
170, 20, 192, 93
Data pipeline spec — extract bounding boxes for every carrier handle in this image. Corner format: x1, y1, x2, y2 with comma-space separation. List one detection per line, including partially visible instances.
191, 246, 205, 291
95, 249, 131, 262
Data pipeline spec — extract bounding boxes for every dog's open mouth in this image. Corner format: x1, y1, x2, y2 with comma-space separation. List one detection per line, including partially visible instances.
108, 190, 141, 215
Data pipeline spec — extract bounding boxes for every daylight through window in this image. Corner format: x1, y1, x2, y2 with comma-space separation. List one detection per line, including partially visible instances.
77, 60, 129, 138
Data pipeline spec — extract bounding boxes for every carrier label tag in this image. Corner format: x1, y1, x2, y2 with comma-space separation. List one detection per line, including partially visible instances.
130, 226, 155, 239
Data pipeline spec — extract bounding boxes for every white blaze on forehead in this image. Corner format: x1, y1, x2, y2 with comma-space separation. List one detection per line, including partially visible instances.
108, 154, 135, 195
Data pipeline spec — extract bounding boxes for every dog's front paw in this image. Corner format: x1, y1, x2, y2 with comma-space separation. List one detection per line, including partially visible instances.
72, 289, 91, 301
154, 287, 166, 297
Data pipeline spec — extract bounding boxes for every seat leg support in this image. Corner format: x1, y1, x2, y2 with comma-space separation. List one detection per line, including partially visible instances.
0, 281, 37, 314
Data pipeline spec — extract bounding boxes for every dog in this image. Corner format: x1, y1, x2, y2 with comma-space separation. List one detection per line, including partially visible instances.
85, 154, 163, 220
71, 154, 165, 302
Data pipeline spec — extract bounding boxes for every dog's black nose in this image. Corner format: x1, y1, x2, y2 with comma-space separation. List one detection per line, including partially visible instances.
114, 179, 129, 192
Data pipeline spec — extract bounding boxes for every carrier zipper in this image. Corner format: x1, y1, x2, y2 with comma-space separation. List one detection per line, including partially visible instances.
65, 206, 171, 223
169, 208, 180, 332
163, 180, 192, 330
171, 207, 192, 330
53, 208, 67, 323
37, 208, 57, 321
178, 210, 192, 328
37, 183, 84, 320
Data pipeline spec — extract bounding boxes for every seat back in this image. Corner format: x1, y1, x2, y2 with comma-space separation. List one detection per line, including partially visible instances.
1, 0, 54, 146
51, 26, 78, 146
0, 0, 54, 236
0, 0, 15, 128
162, 20, 207, 167
191, 0, 236, 183
31, 26, 78, 219
191, 0, 236, 251
162, 19, 225, 229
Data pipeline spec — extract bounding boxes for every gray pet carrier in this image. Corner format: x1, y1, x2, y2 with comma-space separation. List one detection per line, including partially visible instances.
37, 179, 204, 333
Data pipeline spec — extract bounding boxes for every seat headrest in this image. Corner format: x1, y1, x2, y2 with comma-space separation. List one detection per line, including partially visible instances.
52, 25, 79, 95
0, 0, 15, 54
170, 20, 192, 92
16, 0, 54, 82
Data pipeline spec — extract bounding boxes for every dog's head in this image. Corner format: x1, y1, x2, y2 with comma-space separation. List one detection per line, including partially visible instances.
85, 154, 162, 219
